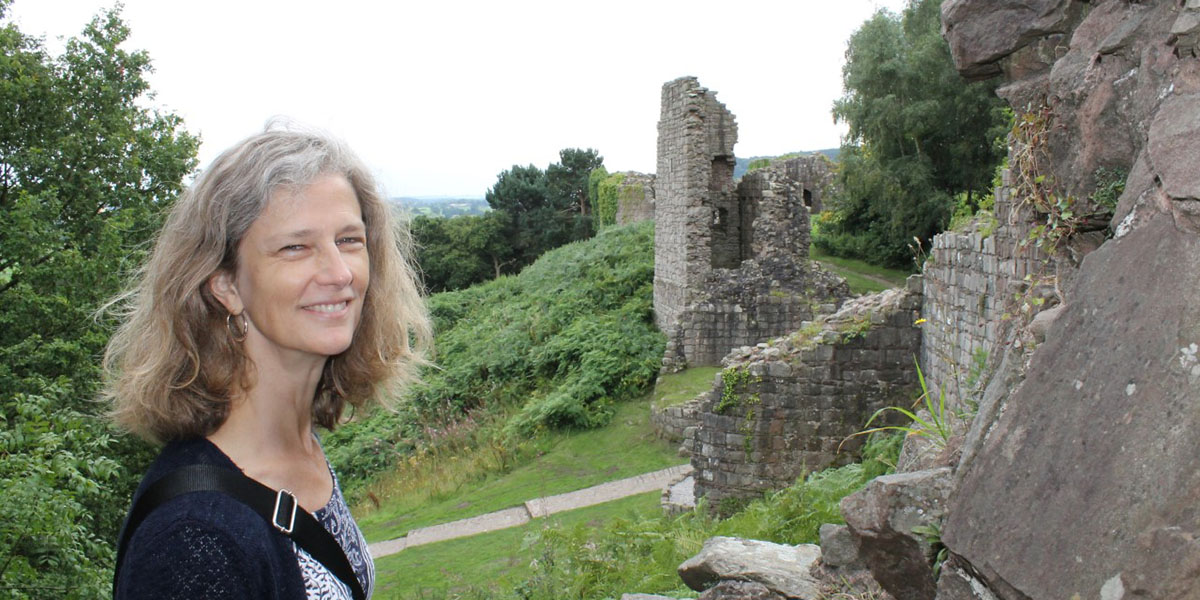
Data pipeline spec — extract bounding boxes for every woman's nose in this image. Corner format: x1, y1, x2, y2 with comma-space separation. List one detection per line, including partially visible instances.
316, 245, 354, 286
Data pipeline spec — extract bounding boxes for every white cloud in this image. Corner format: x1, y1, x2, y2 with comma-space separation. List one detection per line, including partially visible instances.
9, 0, 908, 197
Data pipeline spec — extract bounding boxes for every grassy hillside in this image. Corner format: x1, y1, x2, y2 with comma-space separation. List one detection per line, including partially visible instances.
355, 396, 682, 542
370, 430, 902, 599
325, 221, 664, 499
373, 492, 664, 599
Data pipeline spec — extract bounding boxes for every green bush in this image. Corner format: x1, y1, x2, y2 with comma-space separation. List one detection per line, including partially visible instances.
1, 385, 122, 599
325, 222, 664, 497
588, 167, 625, 231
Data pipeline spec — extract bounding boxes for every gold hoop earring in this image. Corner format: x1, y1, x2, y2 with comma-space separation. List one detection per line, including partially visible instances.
226, 312, 248, 343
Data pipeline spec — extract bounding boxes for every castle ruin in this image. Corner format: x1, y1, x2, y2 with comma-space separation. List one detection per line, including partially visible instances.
653, 76, 846, 371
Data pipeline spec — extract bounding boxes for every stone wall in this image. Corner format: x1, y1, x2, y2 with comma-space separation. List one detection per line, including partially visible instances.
654, 77, 848, 371
651, 393, 706, 444
690, 282, 923, 508
776, 155, 835, 214
919, 170, 1047, 403
654, 76, 739, 335
614, 172, 655, 226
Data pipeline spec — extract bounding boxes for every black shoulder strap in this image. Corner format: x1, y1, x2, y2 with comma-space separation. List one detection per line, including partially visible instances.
114, 464, 366, 600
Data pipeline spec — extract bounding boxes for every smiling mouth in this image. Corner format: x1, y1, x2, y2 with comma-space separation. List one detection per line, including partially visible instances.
305, 301, 349, 313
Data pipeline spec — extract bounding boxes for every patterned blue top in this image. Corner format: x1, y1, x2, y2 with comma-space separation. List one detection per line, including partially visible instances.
295, 468, 375, 599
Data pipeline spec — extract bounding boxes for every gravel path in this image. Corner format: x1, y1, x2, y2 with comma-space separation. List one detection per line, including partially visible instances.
367, 463, 693, 558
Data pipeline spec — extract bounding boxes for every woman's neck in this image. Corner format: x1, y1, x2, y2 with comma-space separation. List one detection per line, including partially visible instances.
205, 353, 334, 510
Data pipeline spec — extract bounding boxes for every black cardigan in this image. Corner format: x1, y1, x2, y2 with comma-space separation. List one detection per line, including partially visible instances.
114, 438, 307, 599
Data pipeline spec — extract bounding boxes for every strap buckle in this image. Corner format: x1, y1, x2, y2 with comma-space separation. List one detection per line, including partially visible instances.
272, 489, 298, 535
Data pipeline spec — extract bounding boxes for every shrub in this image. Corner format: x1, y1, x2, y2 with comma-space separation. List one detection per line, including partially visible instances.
325, 222, 664, 497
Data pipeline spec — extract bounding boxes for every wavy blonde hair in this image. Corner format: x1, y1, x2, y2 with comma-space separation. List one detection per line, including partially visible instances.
103, 121, 432, 442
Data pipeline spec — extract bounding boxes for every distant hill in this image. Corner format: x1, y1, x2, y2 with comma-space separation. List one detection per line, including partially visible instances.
733, 148, 840, 180
393, 196, 490, 218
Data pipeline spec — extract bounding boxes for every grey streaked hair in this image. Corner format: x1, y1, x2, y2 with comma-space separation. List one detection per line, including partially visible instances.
103, 119, 432, 441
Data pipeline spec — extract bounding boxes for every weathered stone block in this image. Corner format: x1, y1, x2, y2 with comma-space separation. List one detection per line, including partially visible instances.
678, 537, 821, 599
818, 523, 863, 570
842, 468, 953, 600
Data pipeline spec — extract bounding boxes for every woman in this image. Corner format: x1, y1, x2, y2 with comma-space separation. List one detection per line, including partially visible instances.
104, 122, 431, 599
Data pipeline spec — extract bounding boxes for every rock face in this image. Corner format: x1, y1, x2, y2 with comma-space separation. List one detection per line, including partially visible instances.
841, 468, 953, 600
817, 524, 862, 570
946, 213, 1200, 598
696, 580, 783, 600
938, 1, 1200, 598
941, 0, 1077, 80
677, 537, 822, 599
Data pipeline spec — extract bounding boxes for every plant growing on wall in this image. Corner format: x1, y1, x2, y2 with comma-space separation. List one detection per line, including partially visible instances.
843, 360, 951, 451
1009, 107, 1122, 250
587, 167, 624, 231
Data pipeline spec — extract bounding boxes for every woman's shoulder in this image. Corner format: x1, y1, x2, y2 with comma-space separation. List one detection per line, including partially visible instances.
127, 436, 285, 557
116, 439, 305, 599
141, 437, 235, 479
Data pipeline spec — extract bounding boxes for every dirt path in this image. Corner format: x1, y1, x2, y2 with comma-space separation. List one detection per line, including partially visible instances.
367, 464, 693, 558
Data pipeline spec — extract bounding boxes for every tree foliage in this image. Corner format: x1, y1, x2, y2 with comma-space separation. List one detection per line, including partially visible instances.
587, 167, 625, 232
816, 0, 1008, 268
546, 148, 603, 217
410, 210, 516, 293
0, 4, 198, 596
485, 148, 603, 270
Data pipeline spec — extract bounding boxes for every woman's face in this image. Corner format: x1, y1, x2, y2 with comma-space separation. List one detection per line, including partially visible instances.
214, 173, 370, 364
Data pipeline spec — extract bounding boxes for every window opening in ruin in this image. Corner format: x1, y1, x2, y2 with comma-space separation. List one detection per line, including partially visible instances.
803, 188, 813, 209
739, 196, 756, 261
713, 207, 728, 229
710, 157, 743, 269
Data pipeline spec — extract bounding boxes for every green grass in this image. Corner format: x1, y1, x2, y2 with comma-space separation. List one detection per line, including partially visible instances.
652, 366, 721, 408
810, 246, 911, 295
355, 396, 683, 542
371, 492, 663, 599
494, 433, 905, 600
370, 433, 903, 600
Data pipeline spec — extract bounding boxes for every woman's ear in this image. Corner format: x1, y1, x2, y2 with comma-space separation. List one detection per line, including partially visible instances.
208, 270, 243, 314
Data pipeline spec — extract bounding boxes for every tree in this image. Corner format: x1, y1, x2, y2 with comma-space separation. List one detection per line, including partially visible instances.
485, 149, 604, 270
546, 148, 603, 218
816, 0, 1008, 267
411, 210, 516, 293
0, 4, 198, 596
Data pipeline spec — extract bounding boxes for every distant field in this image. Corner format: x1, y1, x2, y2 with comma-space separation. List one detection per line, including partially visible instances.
394, 197, 490, 218
810, 246, 911, 295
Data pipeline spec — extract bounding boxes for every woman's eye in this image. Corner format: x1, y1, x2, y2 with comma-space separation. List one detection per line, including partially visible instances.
338, 236, 366, 246
281, 244, 306, 252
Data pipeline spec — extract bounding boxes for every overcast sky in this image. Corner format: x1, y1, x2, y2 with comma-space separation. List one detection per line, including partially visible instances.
9, 1, 908, 198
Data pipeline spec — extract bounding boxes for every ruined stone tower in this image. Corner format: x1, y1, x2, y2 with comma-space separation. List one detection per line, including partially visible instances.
653, 77, 847, 370
653, 77, 739, 338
